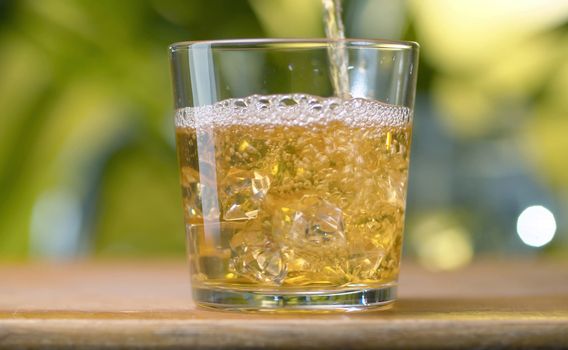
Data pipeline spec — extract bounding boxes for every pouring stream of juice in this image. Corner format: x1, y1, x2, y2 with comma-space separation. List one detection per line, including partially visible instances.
322, 0, 350, 98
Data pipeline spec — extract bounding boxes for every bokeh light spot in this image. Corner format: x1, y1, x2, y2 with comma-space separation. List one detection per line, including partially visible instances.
411, 214, 474, 271
516, 205, 556, 247
417, 228, 473, 271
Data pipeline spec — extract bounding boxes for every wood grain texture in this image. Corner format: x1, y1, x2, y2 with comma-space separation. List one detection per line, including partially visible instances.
0, 259, 567, 349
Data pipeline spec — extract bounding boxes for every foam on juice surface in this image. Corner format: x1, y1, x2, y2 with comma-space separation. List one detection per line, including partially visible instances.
175, 94, 411, 129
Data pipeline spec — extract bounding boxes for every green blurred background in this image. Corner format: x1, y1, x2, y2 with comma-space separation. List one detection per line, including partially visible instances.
0, 0, 566, 270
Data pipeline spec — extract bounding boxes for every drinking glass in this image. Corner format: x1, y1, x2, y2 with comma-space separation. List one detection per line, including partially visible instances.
170, 39, 419, 311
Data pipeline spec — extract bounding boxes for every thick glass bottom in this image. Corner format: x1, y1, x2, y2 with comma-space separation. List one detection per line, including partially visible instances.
192, 284, 397, 312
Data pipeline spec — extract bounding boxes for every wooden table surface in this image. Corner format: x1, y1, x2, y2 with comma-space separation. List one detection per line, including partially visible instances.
0, 259, 567, 349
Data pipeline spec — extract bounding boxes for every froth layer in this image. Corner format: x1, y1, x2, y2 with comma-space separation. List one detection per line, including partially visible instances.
175, 94, 411, 128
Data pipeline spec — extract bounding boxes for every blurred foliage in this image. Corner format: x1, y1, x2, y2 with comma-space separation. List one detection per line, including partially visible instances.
0, 0, 265, 258
0, 0, 566, 264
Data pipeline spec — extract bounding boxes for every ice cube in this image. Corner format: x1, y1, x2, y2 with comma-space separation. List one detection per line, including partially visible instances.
348, 248, 386, 281
229, 139, 267, 168
286, 195, 346, 245
346, 205, 404, 281
224, 204, 259, 221
271, 195, 349, 285
279, 245, 348, 286
229, 225, 286, 284
220, 169, 271, 221
251, 171, 271, 198
385, 171, 407, 205
180, 167, 203, 220
182, 185, 202, 220
288, 211, 308, 241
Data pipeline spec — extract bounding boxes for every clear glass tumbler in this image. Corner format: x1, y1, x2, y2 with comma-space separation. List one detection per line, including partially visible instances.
170, 39, 419, 311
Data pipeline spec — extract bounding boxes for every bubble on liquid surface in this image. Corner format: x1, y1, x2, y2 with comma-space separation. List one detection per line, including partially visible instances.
175, 94, 411, 129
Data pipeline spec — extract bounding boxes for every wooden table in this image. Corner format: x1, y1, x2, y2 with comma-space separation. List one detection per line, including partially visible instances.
1, 259, 567, 349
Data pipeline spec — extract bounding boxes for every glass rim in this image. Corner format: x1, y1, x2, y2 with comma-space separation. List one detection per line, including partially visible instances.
169, 38, 419, 52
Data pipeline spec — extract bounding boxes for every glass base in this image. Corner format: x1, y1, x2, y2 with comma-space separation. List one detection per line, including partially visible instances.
192, 284, 397, 312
